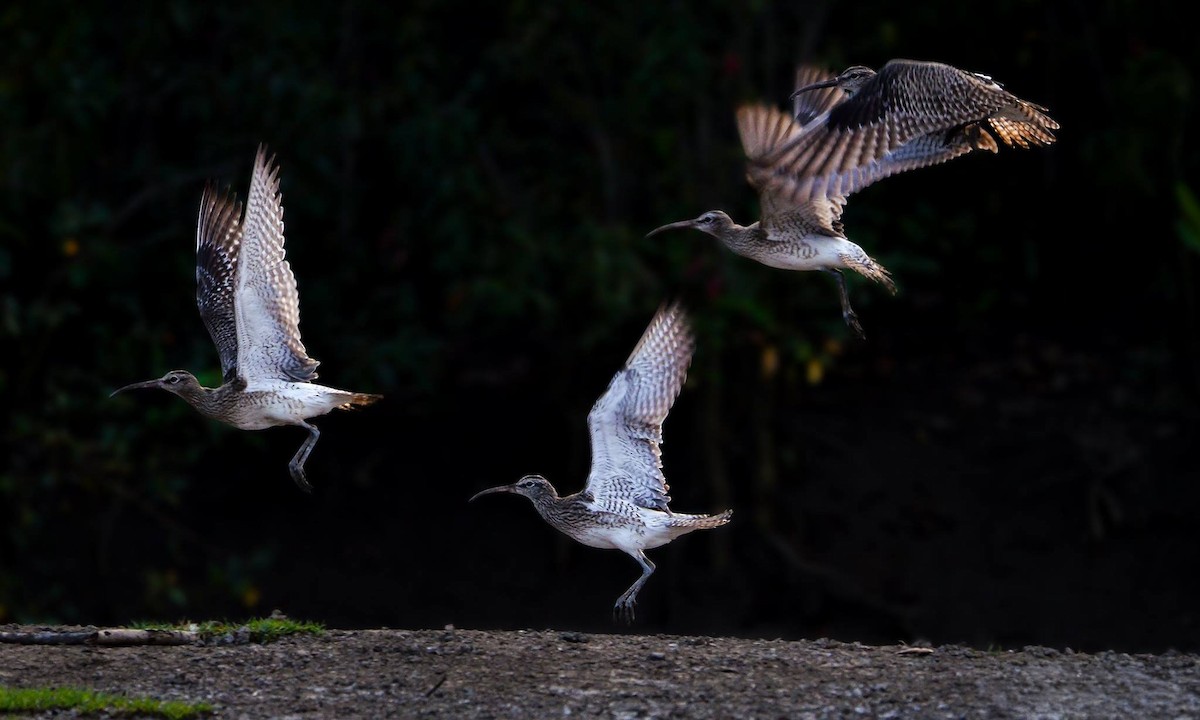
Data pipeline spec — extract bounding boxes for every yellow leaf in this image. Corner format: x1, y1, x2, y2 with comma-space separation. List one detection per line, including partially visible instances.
761, 344, 779, 379
806, 358, 824, 385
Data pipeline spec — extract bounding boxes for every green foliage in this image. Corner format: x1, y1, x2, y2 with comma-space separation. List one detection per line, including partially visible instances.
132, 616, 325, 643
0, 686, 212, 718
1177, 184, 1200, 255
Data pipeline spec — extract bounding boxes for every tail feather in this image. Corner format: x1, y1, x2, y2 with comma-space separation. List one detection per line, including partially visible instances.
988, 99, 1059, 149
670, 509, 733, 531
338, 392, 382, 410
840, 251, 897, 295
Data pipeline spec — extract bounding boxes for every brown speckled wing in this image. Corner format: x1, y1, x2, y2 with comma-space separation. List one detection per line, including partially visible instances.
195, 184, 243, 382
763, 59, 1059, 205
792, 65, 845, 126
585, 302, 695, 513
233, 146, 320, 384
737, 103, 848, 238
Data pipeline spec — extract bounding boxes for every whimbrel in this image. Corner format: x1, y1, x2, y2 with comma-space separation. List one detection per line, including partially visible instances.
112, 146, 381, 492
470, 302, 731, 623
648, 59, 1059, 337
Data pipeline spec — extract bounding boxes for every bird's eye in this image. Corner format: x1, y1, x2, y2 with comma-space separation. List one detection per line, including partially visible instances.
699, 215, 712, 224
167, 375, 181, 384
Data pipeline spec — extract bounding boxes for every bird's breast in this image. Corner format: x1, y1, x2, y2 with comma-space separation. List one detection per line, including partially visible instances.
550, 500, 647, 551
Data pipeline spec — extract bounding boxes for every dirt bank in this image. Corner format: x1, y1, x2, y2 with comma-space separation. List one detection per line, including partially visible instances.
3, 626, 1199, 718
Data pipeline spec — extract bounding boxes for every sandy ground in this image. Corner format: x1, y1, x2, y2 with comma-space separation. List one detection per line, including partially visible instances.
2, 626, 1199, 718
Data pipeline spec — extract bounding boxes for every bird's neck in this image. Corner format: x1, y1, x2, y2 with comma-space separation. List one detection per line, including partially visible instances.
717, 221, 766, 253
530, 490, 586, 529
181, 377, 244, 421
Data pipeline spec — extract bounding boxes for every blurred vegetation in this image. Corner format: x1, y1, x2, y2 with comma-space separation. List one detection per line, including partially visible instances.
1, 1, 1197, 648
133, 616, 325, 643
0, 686, 212, 719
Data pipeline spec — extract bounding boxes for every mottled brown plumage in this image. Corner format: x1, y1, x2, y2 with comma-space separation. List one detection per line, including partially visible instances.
113, 147, 381, 492
650, 59, 1058, 337
195, 185, 242, 382
470, 303, 731, 623
764, 59, 1060, 205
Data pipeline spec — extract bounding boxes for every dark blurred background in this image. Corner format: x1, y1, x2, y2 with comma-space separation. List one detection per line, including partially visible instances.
3, 1, 1198, 654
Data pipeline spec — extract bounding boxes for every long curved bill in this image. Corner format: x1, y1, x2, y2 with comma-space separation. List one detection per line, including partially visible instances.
645, 219, 698, 238
109, 379, 161, 398
790, 77, 840, 98
469, 484, 517, 502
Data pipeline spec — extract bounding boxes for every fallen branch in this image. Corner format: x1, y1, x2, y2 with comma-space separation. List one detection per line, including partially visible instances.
91, 629, 198, 646
0, 628, 198, 646
0, 630, 97, 645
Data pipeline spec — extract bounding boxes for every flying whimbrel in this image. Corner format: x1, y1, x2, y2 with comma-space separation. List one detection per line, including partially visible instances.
470, 302, 731, 622
113, 146, 381, 492
648, 59, 1060, 337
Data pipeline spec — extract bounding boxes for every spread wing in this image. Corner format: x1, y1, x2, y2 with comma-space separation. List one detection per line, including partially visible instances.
195, 184, 243, 382
792, 64, 846, 126
233, 146, 320, 385
584, 302, 695, 512
760, 59, 1059, 207
737, 103, 847, 238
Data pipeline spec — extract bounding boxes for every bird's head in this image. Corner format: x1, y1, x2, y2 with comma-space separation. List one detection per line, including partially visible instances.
645, 210, 734, 240
791, 64, 876, 98
469, 474, 558, 504
110, 370, 204, 399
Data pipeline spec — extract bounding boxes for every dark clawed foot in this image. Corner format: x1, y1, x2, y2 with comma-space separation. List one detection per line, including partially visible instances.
612, 600, 636, 625
289, 464, 314, 494
844, 310, 866, 340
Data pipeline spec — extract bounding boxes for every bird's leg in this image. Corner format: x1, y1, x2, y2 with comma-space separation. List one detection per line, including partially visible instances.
613, 551, 655, 625
825, 269, 865, 339
288, 421, 320, 493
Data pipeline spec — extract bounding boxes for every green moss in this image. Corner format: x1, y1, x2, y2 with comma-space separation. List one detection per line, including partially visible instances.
132, 616, 325, 644
0, 686, 212, 718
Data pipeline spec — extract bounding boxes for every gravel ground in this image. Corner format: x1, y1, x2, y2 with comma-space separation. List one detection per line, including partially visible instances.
2, 626, 1199, 718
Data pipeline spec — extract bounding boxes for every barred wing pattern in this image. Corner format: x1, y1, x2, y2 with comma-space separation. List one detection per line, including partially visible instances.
234, 146, 320, 385
584, 302, 695, 513
792, 65, 845, 126
757, 59, 1059, 213
195, 184, 243, 382
737, 103, 848, 238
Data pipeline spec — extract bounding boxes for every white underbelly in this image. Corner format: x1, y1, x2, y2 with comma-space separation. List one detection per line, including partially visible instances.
226, 381, 350, 430
750, 236, 849, 271
564, 507, 678, 552
568, 524, 639, 551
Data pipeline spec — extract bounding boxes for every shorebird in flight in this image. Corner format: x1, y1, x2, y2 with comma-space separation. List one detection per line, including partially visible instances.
648, 59, 1059, 337
470, 302, 731, 622
113, 146, 381, 492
